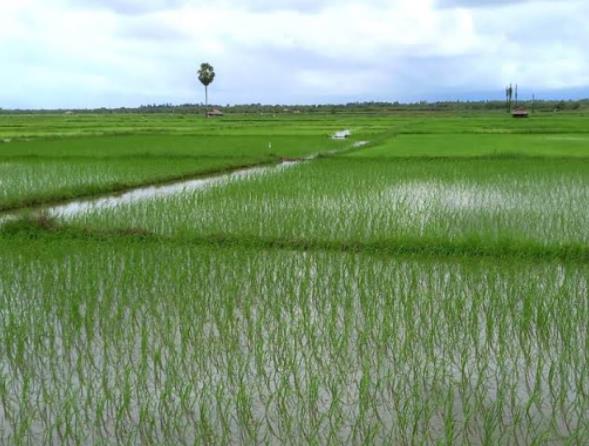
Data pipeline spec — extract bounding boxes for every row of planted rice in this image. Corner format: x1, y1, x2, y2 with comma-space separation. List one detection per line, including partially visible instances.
58, 158, 589, 255
0, 238, 587, 444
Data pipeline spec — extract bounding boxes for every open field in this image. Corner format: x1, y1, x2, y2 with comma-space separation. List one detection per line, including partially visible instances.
2, 111, 589, 140
1, 112, 588, 444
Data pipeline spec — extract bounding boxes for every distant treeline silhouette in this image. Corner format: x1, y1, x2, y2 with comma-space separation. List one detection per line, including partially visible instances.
2, 99, 588, 114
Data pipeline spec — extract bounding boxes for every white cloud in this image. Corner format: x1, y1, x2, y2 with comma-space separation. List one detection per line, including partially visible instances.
0, 0, 587, 107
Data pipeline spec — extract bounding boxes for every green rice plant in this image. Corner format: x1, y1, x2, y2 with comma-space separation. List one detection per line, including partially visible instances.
0, 134, 343, 160
2, 111, 589, 445
0, 158, 269, 211
1, 111, 588, 141
346, 133, 589, 158
0, 133, 351, 211
60, 158, 589, 258
0, 235, 587, 444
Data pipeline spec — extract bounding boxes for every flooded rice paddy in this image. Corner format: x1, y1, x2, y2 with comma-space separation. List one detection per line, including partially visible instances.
54, 159, 589, 250
1, 243, 587, 444
1, 112, 588, 444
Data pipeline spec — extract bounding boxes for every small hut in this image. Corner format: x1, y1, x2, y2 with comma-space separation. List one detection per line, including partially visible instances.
207, 109, 224, 117
512, 109, 529, 118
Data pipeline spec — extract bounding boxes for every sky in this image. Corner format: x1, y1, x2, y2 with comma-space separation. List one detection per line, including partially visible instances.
1, 0, 588, 108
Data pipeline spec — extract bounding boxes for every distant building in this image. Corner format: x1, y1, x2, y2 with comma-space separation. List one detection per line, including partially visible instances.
207, 109, 224, 117
512, 109, 529, 118
332, 129, 351, 140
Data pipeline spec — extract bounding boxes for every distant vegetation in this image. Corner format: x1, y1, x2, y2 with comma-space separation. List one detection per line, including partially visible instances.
2, 99, 588, 114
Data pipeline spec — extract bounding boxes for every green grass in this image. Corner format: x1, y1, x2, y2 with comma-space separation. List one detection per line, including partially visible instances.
2, 112, 588, 211
0, 113, 385, 139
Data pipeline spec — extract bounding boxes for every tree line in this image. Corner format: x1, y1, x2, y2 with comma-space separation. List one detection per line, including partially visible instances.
2, 99, 588, 115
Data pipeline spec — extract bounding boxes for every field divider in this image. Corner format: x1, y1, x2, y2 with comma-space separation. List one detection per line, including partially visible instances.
4, 217, 588, 263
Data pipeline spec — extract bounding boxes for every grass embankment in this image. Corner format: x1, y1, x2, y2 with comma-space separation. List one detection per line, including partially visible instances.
5, 215, 589, 263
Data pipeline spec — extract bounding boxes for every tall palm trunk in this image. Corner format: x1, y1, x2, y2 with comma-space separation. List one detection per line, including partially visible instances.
205, 86, 208, 117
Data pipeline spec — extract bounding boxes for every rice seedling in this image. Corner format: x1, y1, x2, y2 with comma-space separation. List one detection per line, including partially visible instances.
0, 158, 264, 211
1, 111, 588, 141
0, 134, 344, 160
0, 235, 587, 444
1, 112, 588, 445
60, 158, 589, 259
0, 134, 348, 211
345, 133, 589, 158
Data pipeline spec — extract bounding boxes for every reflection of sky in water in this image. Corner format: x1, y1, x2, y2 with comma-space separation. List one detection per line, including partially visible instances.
49, 162, 300, 218
387, 181, 529, 212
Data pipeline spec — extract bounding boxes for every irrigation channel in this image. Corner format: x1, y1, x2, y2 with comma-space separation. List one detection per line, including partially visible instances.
0, 141, 369, 224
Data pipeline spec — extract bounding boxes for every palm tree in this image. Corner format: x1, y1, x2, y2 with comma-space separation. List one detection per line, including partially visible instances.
197, 63, 215, 115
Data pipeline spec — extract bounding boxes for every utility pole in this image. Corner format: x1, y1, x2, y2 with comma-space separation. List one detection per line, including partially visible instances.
532, 94, 535, 113
515, 84, 518, 108
506, 84, 514, 113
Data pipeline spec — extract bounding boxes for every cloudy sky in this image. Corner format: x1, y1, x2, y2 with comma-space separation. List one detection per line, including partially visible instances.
1, 0, 588, 108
